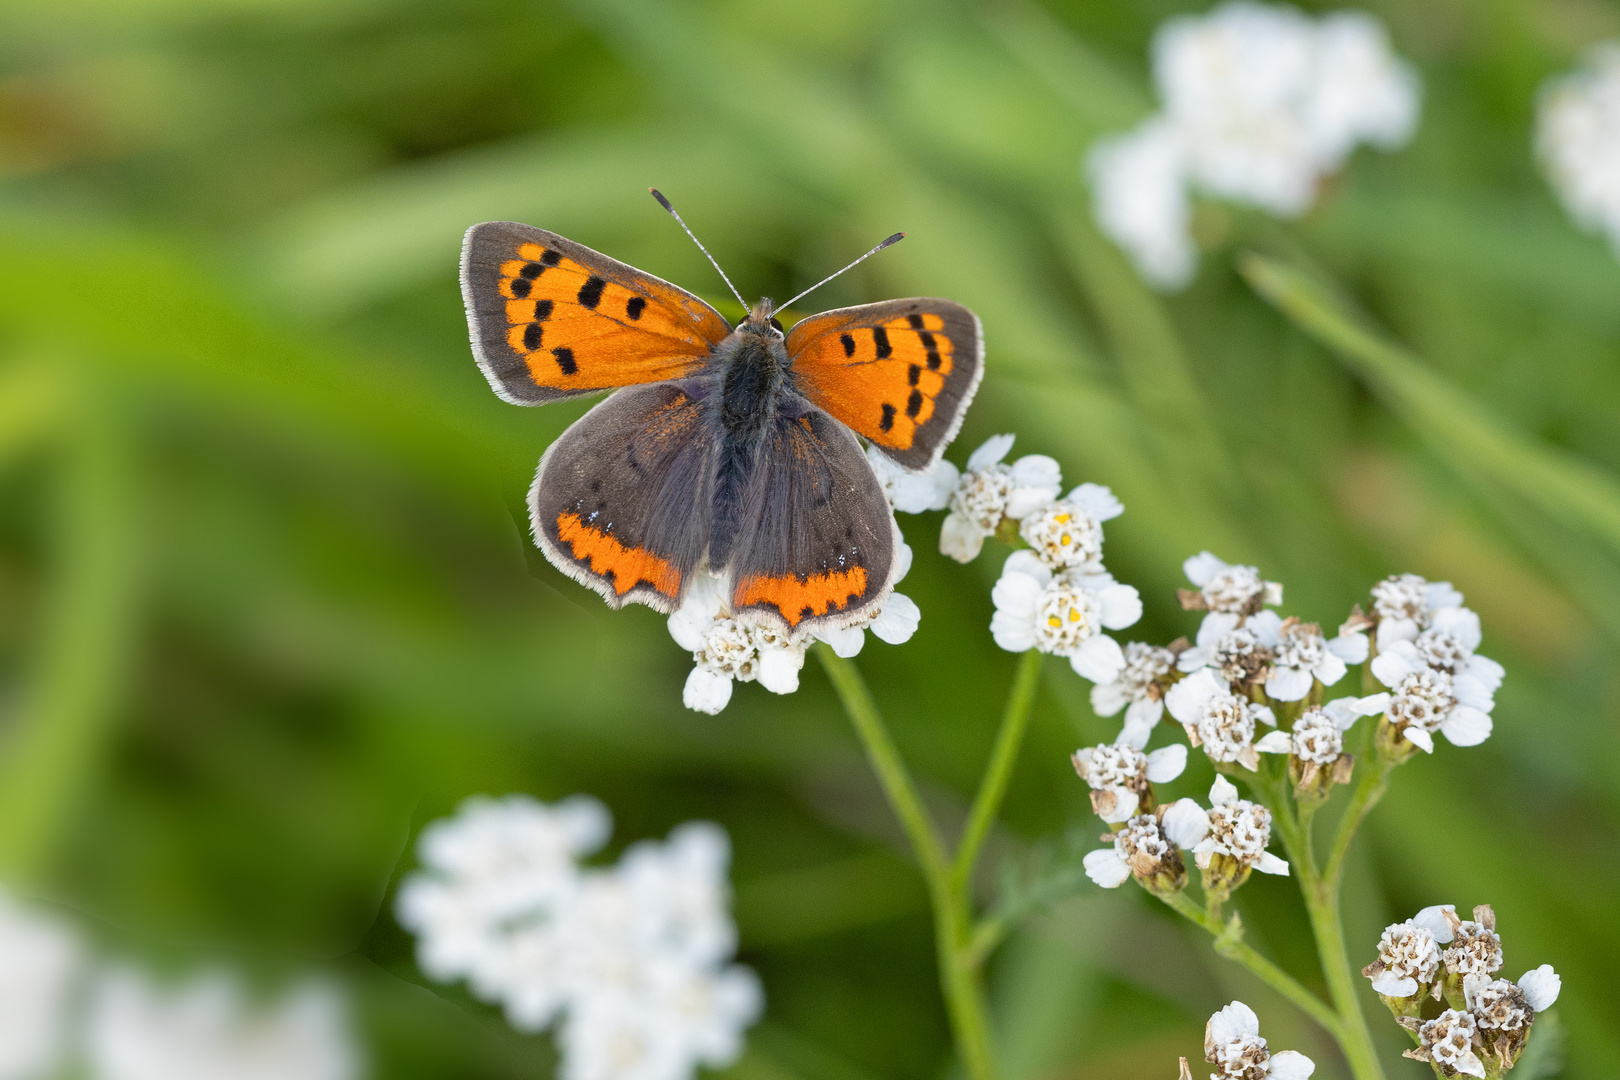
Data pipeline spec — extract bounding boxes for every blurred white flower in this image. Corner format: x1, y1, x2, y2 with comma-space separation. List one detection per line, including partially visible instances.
399, 798, 761, 1080
87, 970, 358, 1080
1192, 777, 1289, 877
1538, 44, 1620, 257
1203, 1000, 1315, 1080
668, 574, 808, 715
1254, 694, 1385, 769
1180, 553, 1283, 636
1371, 644, 1494, 752
1089, 2, 1419, 290
1369, 572, 1464, 647
1086, 118, 1197, 288
1081, 810, 1193, 890
1176, 611, 1280, 687
1410, 606, 1504, 693
0, 890, 85, 1080
990, 551, 1141, 680
1018, 483, 1123, 573
939, 435, 1061, 563
1165, 668, 1277, 770
865, 445, 958, 514
1091, 642, 1178, 748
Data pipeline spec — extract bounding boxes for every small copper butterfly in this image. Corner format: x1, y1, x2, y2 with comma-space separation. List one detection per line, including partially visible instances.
460, 191, 983, 635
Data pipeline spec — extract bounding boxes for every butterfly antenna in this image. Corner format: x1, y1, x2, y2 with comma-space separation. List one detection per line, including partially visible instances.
649, 188, 748, 311
772, 232, 905, 317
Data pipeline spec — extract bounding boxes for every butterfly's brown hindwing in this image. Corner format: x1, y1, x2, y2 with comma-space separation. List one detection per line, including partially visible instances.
461, 222, 732, 404
785, 299, 983, 470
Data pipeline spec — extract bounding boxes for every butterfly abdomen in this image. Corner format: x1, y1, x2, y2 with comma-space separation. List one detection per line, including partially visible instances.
707, 328, 791, 567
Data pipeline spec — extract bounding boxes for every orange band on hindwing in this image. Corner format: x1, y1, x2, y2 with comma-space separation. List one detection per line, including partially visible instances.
734, 567, 869, 627
555, 512, 681, 599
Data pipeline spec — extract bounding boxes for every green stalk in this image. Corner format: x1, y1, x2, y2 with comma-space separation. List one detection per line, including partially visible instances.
815, 645, 999, 1080
953, 649, 1044, 893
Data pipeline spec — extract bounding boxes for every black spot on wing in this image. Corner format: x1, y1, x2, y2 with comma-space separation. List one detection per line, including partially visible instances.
907, 364, 920, 386
879, 403, 896, 432
907, 313, 925, 329
577, 276, 606, 309
509, 277, 532, 298
540, 248, 563, 267
552, 346, 577, 375
626, 296, 646, 320
905, 389, 923, 418
523, 323, 543, 350
873, 327, 892, 359
840, 333, 856, 358
520, 262, 544, 280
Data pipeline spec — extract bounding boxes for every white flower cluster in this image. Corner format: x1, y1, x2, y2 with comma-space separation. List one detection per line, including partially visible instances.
1088, 1, 1421, 289
1366, 904, 1560, 1077
1083, 777, 1288, 890
1537, 44, 1620, 258
1366, 574, 1502, 753
1201, 1000, 1315, 1080
670, 555, 921, 715
396, 794, 761, 1080
0, 886, 358, 1080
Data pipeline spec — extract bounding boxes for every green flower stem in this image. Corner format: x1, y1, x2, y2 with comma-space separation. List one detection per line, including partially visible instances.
953, 649, 1044, 893
1322, 754, 1392, 893
1158, 888, 1346, 1040
815, 645, 999, 1080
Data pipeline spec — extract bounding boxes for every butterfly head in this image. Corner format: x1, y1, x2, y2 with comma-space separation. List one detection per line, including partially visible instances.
743, 300, 786, 338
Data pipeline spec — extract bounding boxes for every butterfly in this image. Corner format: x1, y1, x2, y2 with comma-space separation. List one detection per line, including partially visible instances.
459, 192, 982, 637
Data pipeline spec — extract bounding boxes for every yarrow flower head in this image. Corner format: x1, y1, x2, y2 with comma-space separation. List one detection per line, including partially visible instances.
1071, 739, 1187, 823
1371, 644, 1494, 754
1090, 641, 1179, 748
1368, 572, 1464, 647
990, 551, 1142, 681
1537, 44, 1620, 259
397, 795, 762, 1080
87, 969, 360, 1080
1082, 798, 1209, 894
1165, 668, 1277, 770
1089, 2, 1419, 289
1255, 694, 1386, 793
1189, 777, 1289, 895
1202, 1000, 1316, 1080
1018, 483, 1123, 572
1404, 1009, 1486, 1079
1362, 904, 1454, 1000
939, 435, 1061, 563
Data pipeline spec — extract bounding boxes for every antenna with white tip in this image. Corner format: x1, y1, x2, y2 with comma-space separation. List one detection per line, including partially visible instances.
649, 188, 748, 311
772, 232, 905, 317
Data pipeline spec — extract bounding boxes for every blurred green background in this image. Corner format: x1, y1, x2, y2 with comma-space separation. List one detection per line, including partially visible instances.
1, 0, 1617, 1076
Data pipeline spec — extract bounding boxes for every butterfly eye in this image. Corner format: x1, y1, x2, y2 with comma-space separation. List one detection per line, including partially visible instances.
769, 317, 785, 336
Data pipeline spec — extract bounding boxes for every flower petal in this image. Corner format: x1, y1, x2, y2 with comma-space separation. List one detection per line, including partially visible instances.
1161, 799, 1209, 848
683, 668, 733, 715
1097, 787, 1140, 823
1463, 654, 1505, 694
1429, 605, 1482, 650
757, 646, 805, 694
1440, 706, 1492, 747
1098, 584, 1143, 629
1426, 581, 1465, 611
1001, 549, 1053, 586
1414, 905, 1456, 943
1183, 551, 1227, 587
1246, 609, 1282, 645
1008, 453, 1062, 495
1326, 630, 1370, 664
967, 434, 1015, 472
1370, 971, 1418, 997
1518, 965, 1561, 1011
1071, 634, 1127, 683
892, 541, 914, 584
870, 592, 921, 644
990, 611, 1039, 653
1166, 669, 1223, 723
1066, 482, 1124, 522
939, 513, 986, 563
1370, 643, 1422, 687
1401, 726, 1435, 753
817, 624, 866, 658
1082, 848, 1131, 888
1195, 611, 1241, 647
1451, 673, 1496, 713
1254, 730, 1292, 754
1209, 775, 1240, 806
1146, 744, 1188, 783
991, 565, 1044, 618
1268, 1051, 1315, 1080
1313, 652, 1348, 687
1324, 693, 1388, 729
1251, 704, 1277, 727
1376, 616, 1419, 647
1254, 851, 1290, 875
1090, 680, 1128, 717
1265, 666, 1313, 702
1207, 1000, 1259, 1043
